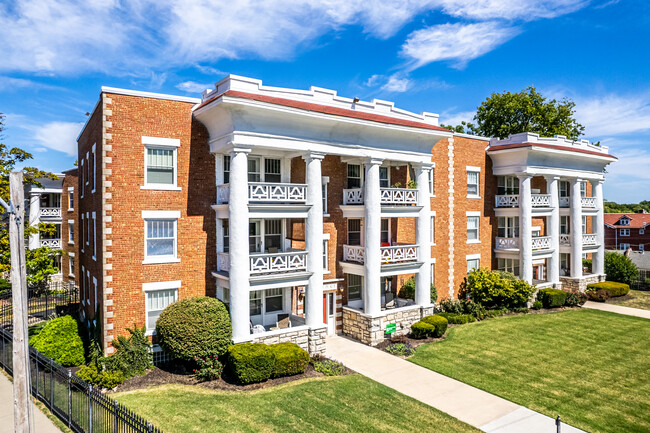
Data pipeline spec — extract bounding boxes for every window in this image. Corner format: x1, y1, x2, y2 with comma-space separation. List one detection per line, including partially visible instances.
250, 291, 262, 316
85, 152, 89, 185
92, 213, 97, 260
619, 217, 630, 226
429, 168, 435, 195
223, 155, 230, 184
146, 148, 175, 185
69, 253, 75, 277
91, 144, 96, 193
560, 253, 570, 275
379, 167, 389, 188
86, 212, 90, 246
580, 181, 587, 198
347, 274, 362, 301
322, 179, 328, 215
582, 215, 587, 235
265, 288, 283, 313
430, 216, 435, 244
68, 187, 74, 210
430, 262, 435, 286
347, 164, 361, 189
68, 220, 74, 244
620, 243, 630, 250
467, 169, 480, 197
467, 258, 479, 274
264, 159, 281, 183
249, 221, 261, 253
223, 220, 229, 253
145, 286, 178, 334
497, 258, 520, 276
640, 228, 645, 235
560, 216, 570, 235
620, 228, 630, 237
80, 159, 84, 198
145, 219, 177, 260
81, 265, 85, 304
467, 216, 479, 241
348, 219, 361, 245
559, 181, 570, 197
380, 219, 389, 244
497, 217, 519, 238
497, 176, 519, 195
640, 244, 645, 252
248, 157, 261, 182
93, 276, 97, 311
323, 239, 329, 271
81, 214, 84, 252
264, 219, 282, 251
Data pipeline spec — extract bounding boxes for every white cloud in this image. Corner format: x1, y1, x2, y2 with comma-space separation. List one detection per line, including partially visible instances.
176, 81, 214, 94
33, 121, 83, 156
401, 22, 520, 69
575, 92, 650, 137
439, 0, 587, 20
381, 75, 413, 93
439, 109, 475, 126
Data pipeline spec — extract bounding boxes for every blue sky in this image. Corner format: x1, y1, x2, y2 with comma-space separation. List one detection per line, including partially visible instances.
0, 0, 648, 202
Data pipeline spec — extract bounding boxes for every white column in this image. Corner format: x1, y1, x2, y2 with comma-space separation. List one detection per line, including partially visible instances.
228, 147, 251, 342
304, 152, 325, 327
363, 158, 383, 316
518, 174, 533, 284
546, 176, 560, 284
28, 192, 40, 250
570, 178, 583, 278
592, 179, 605, 275
415, 163, 433, 306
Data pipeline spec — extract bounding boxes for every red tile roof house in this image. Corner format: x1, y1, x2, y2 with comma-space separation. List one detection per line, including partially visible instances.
74, 75, 616, 356
604, 212, 650, 252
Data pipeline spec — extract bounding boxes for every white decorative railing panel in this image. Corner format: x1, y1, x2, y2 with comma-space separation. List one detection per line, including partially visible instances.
216, 184, 230, 205
559, 234, 571, 246
531, 236, 551, 251
531, 194, 551, 207
380, 188, 418, 205
581, 197, 597, 208
495, 195, 519, 208
380, 245, 418, 263
343, 245, 364, 263
343, 189, 364, 205
217, 252, 230, 272
40, 239, 61, 249
559, 197, 570, 208
582, 234, 597, 246
249, 183, 307, 203
40, 207, 61, 218
495, 237, 519, 250
249, 251, 307, 275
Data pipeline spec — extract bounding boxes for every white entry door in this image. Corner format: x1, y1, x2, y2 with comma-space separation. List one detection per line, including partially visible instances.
325, 292, 336, 335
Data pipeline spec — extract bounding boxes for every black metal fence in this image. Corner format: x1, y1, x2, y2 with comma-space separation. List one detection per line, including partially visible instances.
0, 281, 79, 329
0, 327, 163, 433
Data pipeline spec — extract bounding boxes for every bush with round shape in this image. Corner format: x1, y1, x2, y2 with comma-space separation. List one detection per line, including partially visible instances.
156, 297, 232, 362
461, 268, 534, 309
587, 281, 630, 297
604, 252, 638, 285
398, 277, 415, 300
586, 289, 609, 302
537, 288, 568, 309
269, 343, 309, 378
565, 291, 587, 307
532, 301, 543, 310
420, 315, 448, 337
410, 321, 436, 339
227, 343, 275, 384
30, 315, 84, 366
76, 365, 124, 389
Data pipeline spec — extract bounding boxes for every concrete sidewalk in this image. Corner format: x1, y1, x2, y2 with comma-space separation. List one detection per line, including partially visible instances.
0, 372, 61, 433
327, 336, 584, 433
583, 301, 650, 319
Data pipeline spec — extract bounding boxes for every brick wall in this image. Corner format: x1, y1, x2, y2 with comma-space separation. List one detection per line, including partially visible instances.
605, 225, 650, 251
61, 169, 78, 286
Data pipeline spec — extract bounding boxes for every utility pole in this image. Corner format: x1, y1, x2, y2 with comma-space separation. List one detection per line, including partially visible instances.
8, 171, 31, 433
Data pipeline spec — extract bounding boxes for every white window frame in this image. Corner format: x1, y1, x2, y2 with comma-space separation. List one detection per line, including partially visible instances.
323, 235, 330, 273
497, 258, 520, 276
80, 159, 84, 198
81, 265, 85, 305
620, 243, 630, 250
347, 163, 362, 189
640, 244, 645, 252
619, 217, 630, 226
85, 212, 90, 246
91, 143, 96, 194
143, 280, 180, 336
347, 274, 363, 301
466, 166, 481, 198
429, 167, 435, 196
85, 152, 89, 185
141, 137, 182, 191
640, 228, 645, 235
466, 211, 481, 244
430, 259, 436, 287
81, 214, 84, 253
322, 176, 330, 217
67, 187, 74, 211
142, 210, 181, 264
620, 228, 630, 237
466, 254, 480, 274
379, 166, 390, 188
93, 276, 97, 312
92, 212, 97, 261
68, 220, 74, 244
430, 214, 435, 244
68, 252, 75, 278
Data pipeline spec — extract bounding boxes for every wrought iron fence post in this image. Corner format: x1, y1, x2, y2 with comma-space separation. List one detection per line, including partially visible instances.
114, 401, 119, 433
67, 370, 72, 428
49, 357, 54, 407
556, 415, 561, 433
35, 353, 39, 397
148, 421, 153, 433
88, 384, 93, 433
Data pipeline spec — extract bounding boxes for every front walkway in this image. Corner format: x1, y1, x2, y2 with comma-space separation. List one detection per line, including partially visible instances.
326, 336, 584, 433
583, 301, 650, 319
0, 372, 61, 433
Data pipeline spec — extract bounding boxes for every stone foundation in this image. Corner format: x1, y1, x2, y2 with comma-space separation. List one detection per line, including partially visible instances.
249, 325, 326, 355
560, 274, 605, 292
342, 305, 431, 346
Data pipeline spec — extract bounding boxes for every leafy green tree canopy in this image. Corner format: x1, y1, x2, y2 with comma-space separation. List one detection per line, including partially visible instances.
604, 251, 639, 286
604, 200, 650, 214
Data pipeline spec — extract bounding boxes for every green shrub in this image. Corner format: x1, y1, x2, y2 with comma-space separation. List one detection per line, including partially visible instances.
587, 281, 630, 297
430, 285, 437, 303
385, 342, 415, 357
194, 355, 223, 382
537, 289, 568, 308
398, 277, 415, 299
156, 297, 232, 362
565, 291, 587, 307
311, 357, 345, 376
77, 365, 124, 389
419, 315, 448, 337
604, 252, 639, 285
227, 343, 274, 384
532, 301, 543, 310
485, 308, 509, 317
410, 321, 436, 339
104, 325, 152, 377
439, 298, 463, 314
461, 268, 534, 309
434, 312, 475, 325
587, 289, 609, 302
269, 343, 309, 378
512, 307, 530, 314
582, 258, 592, 273
0, 278, 11, 297
30, 316, 84, 366
460, 299, 486, 319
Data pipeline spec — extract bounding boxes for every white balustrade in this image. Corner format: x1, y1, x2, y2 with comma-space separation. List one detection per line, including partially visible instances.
217, 252, 230, 272
581, 197, 597, 208
495, 237, 519, 250
531, 194, 551, 207
40, 239, 61, 249
531, 236, 551, 251
342, 189, 364, 205
216, 184, 230, 205
248, 183, 306, 203
495, 195, 519, 208
559, 197, 570, 208
559, 234, 571, 246
39, 207, 61, 218
249, 251, 307, 274
343, 245, 364, 263
380, 244, 418, 263
380, 188, 418, 205
582, 234, 597, 246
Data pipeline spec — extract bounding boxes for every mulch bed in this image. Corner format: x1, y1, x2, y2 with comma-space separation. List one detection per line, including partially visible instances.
112, 358, 353, 394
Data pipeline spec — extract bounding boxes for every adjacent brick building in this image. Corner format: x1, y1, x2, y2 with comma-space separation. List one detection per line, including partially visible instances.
604, 212, 650, 251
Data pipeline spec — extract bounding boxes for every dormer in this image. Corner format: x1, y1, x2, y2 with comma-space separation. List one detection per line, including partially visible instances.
618, 216, 631, 226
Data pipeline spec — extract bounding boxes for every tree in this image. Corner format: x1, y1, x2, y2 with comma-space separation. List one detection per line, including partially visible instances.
445, 86, 585, 140
604, 251, 639, 286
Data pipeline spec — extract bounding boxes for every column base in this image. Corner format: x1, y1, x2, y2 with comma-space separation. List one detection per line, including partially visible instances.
559, 274, 606, 293
341, 305, 426, 346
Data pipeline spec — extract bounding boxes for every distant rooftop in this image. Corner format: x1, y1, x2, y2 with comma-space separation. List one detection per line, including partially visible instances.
488, 132, 615, 159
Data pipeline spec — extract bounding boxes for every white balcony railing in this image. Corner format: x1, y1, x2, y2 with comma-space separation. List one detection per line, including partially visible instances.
582, 234, 598, 246
343, 244, 418, 264
216, 183, 307, 205
531, 194, 551, 207
249, 251, 307, 275
531, 236, 551, 251
342, 188, 418, 206
495, 195, 519, 208
495, 237, 519, 250
343, 245, 364, 263
217, 252, 230, 272
560, 234, 571, 245
581, 197, 597, 208
40, 239, 61, 249
40, 207, 61, 218
559, 197, 570, 208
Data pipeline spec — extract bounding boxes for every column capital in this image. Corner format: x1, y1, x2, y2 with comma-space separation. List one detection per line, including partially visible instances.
516, 173, 533, 180
412, 162, 435, 172
589, 178, 604, 186
228, 143, 252, 155
302, 151, 326, 162
543, 174, 561, 181
364, 157, 384, 166
569, 177, 584, 185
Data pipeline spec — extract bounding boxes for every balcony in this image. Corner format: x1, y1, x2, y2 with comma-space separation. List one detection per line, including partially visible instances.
40, 239, 61, 249
39, 207, 61, 218
531, 236, 551, 251
495, 195, 518, 208
216, 183, 307, 205
217, 250, 308, 275
342, 244, 418, 264
531, 194, 551, 207
559, 197, 569, 208
342, 188, 418, 206
581, 197, 596, 208
560, 234, 571, 245
582, 233, 597, 246
494, 236, 551, 251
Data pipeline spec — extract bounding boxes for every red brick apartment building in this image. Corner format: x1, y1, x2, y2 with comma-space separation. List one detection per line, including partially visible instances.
604, 212, 650, 251
74, 75, 616, 354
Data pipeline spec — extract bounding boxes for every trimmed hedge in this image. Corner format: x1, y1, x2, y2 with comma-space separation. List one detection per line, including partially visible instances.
30, 316, 84, 366
435, 312, 476, 325
156, 297, 232, 362
227, 343, 275, 384
76, 365, 124, 389
410, 321, 437, 339
587, 281, 630, 297
537, 289, 568, 309
269, 343, 309, 378
419, 315, 448, 337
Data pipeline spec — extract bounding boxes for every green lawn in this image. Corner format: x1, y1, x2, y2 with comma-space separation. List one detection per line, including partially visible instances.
608, 289, 650, 310
115, 375, 479, 433
409, 309, 650, 433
